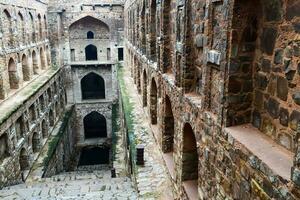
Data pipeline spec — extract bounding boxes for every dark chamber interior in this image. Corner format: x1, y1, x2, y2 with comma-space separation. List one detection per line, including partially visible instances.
81, 73, 105, 100
79, 147, 110, 166
84, 111, 107, 138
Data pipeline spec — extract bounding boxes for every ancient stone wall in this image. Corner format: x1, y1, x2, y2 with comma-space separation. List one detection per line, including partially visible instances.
125, 0, 300, 199
0, 1, 51, 100
43, 106, 77, 177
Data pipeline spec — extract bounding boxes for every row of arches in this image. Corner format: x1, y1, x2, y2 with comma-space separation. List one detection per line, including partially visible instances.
141, 70, 199, 197
2, 46, 51, 99
2, 9, 48, 48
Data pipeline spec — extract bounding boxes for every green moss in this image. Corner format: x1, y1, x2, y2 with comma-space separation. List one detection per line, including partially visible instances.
111, 102, 120, 160
43, 106, 74, 168
117, 66, 137, 167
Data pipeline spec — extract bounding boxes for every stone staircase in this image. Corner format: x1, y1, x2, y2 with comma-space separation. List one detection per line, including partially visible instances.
0, 170, 138, 200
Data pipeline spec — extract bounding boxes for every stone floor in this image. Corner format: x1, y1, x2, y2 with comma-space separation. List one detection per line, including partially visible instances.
0, 170, 137, 200
121, 66, 175, 199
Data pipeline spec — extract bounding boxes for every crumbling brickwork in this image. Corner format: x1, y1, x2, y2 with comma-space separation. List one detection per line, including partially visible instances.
125, 0, 300, 199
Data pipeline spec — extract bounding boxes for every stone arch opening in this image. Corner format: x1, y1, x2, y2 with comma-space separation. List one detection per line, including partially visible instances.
140, 1, 146, 53
149, 0, 157, 61
162, 95, 174, 153
81, 72, 105, 99
16, 117, 25, 140
8, 58, 19, 89
44, 15, 47, 37
79, 147, 110, 166
32, 132, 40, 153
226, 0, 262, 127
142, 70, 147, 107
162, 0, 172, 73
84, 111, 107, 139
37, 14, 42, 40
85, 44, 98, 60
40, 48, 46, 69
32, 50, 39, 74
29, 12, 35, 42
3, 9, 13, 47
49, 109, 55, 127
150, 78, 158, 124
45, 46, 51, 66
22, 54, 30, 81
19, 148, 29, 171
41, 120, 48, 138
182, 123, 198, 197
87, 31, 94, 39
18, 12, 25, 44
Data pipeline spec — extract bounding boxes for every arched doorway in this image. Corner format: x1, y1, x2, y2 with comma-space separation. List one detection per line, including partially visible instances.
84, 111, 107, 139
32, 132, 40, 153
150, 79, 158, 124
8, 58, 19, 89
85, 44, 98, 60
79, 147, 110, 166
182, 123, 198, 198
81, 73, 105, 99
162, 95, 174, 153
19, 148, 29, 171
22, 54, 30, 81
143, 70, 147, 107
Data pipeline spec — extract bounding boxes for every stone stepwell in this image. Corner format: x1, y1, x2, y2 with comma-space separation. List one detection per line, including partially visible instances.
0, 170, 138, 200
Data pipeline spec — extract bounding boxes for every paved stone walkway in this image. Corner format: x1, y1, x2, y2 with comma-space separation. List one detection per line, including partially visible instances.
0, 170, 137, 200
121, 66, 175, 199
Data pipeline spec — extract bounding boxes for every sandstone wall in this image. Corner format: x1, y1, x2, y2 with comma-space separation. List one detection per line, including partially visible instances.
125, 0, 300, 199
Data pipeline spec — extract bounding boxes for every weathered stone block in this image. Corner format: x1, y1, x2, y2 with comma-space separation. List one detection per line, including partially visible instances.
279, 107, 289, 126
261, 28, 277, 55
290, 110, 300, 130
267, 98, 279, 119
277, 76, 288, 101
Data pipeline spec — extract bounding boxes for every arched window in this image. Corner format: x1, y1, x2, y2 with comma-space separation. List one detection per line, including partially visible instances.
85, 44, 98, 60
83, 111, 107, 139
87, 31, 94, 39
81, 73, 105, 99
8, 58, 19, 89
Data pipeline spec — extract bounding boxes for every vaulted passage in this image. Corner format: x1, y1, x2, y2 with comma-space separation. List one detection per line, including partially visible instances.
79, 147, 109, 166
81, 73, 105, 99
85, 44, 98, 60
84, 111, 107, 139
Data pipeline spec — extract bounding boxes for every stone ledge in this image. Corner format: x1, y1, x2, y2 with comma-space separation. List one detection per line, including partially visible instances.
225, 123, 294, 180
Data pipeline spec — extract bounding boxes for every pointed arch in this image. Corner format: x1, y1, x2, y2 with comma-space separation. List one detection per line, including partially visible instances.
162, 95, 174, 153
19, 148, 29, 171
32, 50, 39, 74
40, 47, 46, 69
32, 132, 40, 153
142, 70, 148, 107
8, 58, 19, 89
22, 54, 30, 81
3, 9, 13, 47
